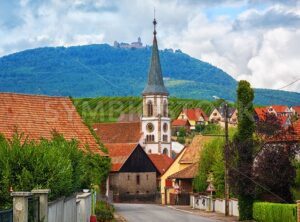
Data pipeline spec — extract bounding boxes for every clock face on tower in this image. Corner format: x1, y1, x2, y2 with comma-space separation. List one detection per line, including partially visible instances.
146, 123, 154, 132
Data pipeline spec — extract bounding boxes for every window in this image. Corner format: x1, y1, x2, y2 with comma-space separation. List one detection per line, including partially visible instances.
163, 135, 168, 142
147, 101, 153, 117
163, 101, 168, 117
163, 148, 168, 156
136, 175, 140, 185
163, 123, 168, 132
146, 135, 155, 142
146, 174, 149, 180
127, 175, 130, 180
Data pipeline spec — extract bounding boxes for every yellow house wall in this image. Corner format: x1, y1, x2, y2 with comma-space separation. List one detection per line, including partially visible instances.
160, 148, 191, 205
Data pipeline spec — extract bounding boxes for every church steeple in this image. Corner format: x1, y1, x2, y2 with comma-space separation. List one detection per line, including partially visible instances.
143, 17, 168, 96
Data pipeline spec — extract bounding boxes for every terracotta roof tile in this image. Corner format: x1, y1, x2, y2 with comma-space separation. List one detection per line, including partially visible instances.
148, 154, 174, 174
254, 107, 268, 120
93, 122, 142, 144
118, 113, 140, 122
172, 119, 190, 127
269, 105, 290, 113
168, 163, 198, 179
182, 108, 208, 121
0, 93, 106, 156
105, 143, 137, 172
292, 106, 300, 115
179, 135, 211, 164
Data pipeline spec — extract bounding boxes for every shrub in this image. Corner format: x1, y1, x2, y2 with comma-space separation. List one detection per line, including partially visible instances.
0, 132, 110, 209
201, 123, 222, 135
193, 138, 224, 197
177, 137, 185, 144
253, 202, 297, 222
95, 200, 114, 221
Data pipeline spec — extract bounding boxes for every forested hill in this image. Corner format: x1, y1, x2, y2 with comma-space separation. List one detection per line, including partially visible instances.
0, 44, 299, 105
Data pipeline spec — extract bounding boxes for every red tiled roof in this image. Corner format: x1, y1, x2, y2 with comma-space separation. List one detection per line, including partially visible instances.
254, 107, 268, 120
105, 143, 137, 172
0, 93, 106, 156
168, 163, 198, 179
264, 120, 300, 143
148, 154, 174, 174
269, 105, 290, 113
180, 135, 211, 164
292, 106, 300, 114
118, 113, 140, 122
293, 120, 300, 140
182, 108, 208, 121
172, 119, 190, 127
93, 122, 142, 143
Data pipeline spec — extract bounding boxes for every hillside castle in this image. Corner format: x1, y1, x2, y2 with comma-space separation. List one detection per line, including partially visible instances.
113, 37, 145, 49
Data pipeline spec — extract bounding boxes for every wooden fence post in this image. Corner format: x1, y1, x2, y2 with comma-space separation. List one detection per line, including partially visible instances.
11, 192, 32, 222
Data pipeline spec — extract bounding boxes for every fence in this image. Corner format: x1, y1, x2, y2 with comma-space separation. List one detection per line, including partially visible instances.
9, 190, 92, 222
48, 193, 91, 222
190, 194, 239, 217
170, 192, 190, 205
115, 192, 160, 203
0, 209, 13, 222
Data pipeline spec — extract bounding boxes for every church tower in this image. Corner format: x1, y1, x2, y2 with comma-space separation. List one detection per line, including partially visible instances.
141, 17, 171, 157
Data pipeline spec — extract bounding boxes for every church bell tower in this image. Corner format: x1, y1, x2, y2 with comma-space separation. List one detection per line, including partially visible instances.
141, 17, 171, 157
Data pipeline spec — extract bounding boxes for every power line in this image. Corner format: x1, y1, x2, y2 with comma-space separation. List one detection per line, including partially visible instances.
277, 78, 300, 90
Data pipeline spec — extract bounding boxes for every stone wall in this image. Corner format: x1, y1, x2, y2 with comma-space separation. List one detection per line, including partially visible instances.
111, 172, 156, 194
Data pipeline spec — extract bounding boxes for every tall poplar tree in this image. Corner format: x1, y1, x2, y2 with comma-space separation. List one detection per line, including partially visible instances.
230, 80, 255, 220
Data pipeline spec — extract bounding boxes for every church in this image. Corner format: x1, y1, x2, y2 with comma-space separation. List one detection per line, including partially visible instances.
94, 17, 172, 157
93, 18, 173, 202
141, 17, 172, 157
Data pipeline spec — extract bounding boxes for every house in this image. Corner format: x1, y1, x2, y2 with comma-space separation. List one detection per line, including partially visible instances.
148, 154, 174, 175
254, 107, 268, 121
177, 108, 208, 130
208, 108, 223, 123
0, 93, 106, 156
209, 106, 238, 126
148, 154, 174, 188
171, 119, 191, 135
106, 143, 159, 202
254, 107, 292, 128
160, 135, 211, 204
267, 105, 292, 117
291, 106, 300, 119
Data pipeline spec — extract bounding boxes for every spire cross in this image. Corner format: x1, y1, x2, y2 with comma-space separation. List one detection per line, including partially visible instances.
153, 8, 157, 36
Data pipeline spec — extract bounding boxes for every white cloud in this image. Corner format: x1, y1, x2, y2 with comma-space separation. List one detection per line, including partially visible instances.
0, 0, 299, 92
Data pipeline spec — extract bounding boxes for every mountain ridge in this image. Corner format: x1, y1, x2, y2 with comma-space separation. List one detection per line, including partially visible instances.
0, 44, 299, 105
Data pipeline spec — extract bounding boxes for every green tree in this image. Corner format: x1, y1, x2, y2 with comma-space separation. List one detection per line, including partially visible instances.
0, 132, 111, 209
229, 80, 255, 220
193, 138, 224, 197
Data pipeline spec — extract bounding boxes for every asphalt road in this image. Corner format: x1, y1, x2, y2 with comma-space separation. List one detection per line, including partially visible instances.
114, 203, 220, 222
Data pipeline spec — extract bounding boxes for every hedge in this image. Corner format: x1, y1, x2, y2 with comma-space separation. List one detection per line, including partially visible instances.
0, 132, 111, 209
253, 202, 297, 222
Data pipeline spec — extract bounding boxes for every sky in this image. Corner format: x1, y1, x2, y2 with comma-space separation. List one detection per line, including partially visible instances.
1, 0, 300, 92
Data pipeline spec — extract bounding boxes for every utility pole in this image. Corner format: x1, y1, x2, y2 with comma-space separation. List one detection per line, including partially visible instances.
224, 103, 230, 216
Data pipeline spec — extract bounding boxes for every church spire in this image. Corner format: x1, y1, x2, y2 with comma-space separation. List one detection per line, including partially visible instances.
142, 16, 168, 96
